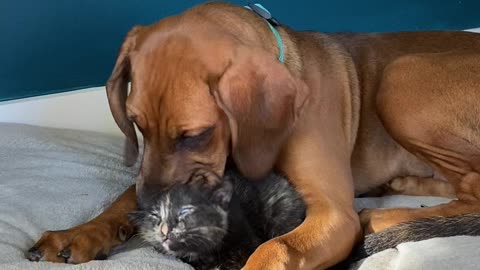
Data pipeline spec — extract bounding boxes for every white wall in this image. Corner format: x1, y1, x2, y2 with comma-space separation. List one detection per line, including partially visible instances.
0, 87, 122, 136
0, 28, 478, 135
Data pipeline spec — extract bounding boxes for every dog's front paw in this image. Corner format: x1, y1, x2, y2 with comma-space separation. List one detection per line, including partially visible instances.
27, 222, 131, 263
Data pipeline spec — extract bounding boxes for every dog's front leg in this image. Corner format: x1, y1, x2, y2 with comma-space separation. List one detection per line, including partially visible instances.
243, 139, 361, 270
27, 185, 136, 263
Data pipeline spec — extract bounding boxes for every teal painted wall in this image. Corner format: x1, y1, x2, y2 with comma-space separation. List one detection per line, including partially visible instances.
1, 0, 479, 102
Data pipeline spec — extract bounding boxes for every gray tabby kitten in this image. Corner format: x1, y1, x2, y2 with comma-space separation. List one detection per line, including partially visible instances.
128, 170, 305, 270
130, 169, 480, 270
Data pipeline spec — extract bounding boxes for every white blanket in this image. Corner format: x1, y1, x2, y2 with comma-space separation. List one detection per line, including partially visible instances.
0, 123, 477, 270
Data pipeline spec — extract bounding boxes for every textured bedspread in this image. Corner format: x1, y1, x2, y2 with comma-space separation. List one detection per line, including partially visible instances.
0, 123, 477, 270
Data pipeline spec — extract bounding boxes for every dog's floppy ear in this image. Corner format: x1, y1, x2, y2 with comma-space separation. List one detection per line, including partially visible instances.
213, 47, 309, 179
106, 26, 144, 166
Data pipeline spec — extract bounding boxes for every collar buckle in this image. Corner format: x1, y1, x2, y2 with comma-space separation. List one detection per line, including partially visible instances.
244, 3, 285, 63
246, 3, 280, 26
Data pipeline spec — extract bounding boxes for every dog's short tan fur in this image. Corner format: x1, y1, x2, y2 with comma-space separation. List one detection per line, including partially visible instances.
29, 2, 480, 269
375, 176, 457, 198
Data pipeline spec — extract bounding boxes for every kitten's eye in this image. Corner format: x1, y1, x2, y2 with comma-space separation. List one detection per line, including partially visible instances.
178, 206, 195, 218
149, 213, 160, 220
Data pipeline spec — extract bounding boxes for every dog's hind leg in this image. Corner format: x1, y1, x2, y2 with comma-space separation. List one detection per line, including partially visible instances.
360, 173, 480, 234
383, 176, 456, 198
361, 53, 480, 234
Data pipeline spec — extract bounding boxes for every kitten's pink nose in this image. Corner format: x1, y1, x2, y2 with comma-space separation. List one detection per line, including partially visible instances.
160, 222, 169, 236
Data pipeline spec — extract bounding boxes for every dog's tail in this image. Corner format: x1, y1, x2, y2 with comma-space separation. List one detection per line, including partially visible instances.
349, 213, 480, 262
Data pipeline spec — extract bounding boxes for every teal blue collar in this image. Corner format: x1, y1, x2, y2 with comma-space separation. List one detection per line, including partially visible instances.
244, 3, 285, 63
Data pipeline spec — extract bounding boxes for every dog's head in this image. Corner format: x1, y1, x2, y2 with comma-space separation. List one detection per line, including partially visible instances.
106, 3, 308, 198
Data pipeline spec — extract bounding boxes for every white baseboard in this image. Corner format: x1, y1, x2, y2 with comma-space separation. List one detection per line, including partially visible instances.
0, 87, 122, 136
466, 27, 480, 32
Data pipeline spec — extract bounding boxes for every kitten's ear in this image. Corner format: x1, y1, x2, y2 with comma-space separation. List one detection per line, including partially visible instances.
212, 179, 234, 209
128, 211, 146, 226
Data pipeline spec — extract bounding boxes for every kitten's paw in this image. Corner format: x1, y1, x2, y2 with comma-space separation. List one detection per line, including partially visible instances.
27, 222, 131, 263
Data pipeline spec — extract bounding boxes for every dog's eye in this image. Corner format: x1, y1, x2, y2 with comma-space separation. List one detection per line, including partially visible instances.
176, 126, 214, 149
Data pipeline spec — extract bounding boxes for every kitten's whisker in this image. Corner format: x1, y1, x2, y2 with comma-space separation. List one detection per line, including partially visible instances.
186, 234, 217, 249
188, 226, 227, 233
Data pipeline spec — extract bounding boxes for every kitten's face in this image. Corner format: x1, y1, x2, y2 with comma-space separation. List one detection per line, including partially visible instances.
129, 180, 233, 258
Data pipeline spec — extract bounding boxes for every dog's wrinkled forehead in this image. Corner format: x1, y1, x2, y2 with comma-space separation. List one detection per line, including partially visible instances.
126, 35, 221, 131
131, 35, 206, 94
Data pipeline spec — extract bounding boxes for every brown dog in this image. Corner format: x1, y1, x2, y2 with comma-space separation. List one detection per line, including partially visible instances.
27, 2, 480, 269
